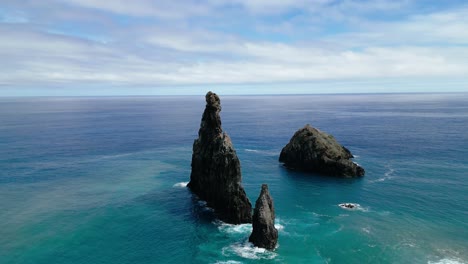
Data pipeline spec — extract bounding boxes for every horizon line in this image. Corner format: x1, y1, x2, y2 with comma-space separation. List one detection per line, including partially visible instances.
1, 91, 467, 98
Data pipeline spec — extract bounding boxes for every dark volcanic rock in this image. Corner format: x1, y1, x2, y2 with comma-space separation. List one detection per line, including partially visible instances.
249, 184, 278, 250
188, 91, 252, 224
279, 124, 365, 177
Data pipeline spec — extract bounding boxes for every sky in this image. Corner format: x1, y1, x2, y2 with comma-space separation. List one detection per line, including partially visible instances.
1, 0, 468, 96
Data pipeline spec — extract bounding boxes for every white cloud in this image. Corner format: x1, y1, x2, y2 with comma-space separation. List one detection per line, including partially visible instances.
0, 13, 28, 23
326, 7, 468, 47
144, 29, 242, 54
2, 27, 467, 86
57, 0, 412, 18
0, 0, 467, 93
60, 0, 210, 19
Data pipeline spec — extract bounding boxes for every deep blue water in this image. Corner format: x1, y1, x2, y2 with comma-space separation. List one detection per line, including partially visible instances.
0, 94, 467, 264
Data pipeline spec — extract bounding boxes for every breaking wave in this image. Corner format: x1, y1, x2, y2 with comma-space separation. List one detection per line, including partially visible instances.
173, 182, 188, 188
371, 166, 395, 183
217, 219, 285, 235
428, 258, 467, 264
222, 241, 278, 260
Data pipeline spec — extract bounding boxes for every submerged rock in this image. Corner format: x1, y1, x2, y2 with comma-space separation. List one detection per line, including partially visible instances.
339, 203, 357, 209
249, 184, 278, 250
279, 124, 365, 177
188, 91, 252, 224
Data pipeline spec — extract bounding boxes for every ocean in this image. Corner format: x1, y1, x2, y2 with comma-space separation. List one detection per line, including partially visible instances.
0, 93, 467, 264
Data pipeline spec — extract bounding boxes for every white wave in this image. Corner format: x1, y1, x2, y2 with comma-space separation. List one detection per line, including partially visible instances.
371, 167, 395, 183
173, 182, 188, 188
214, 261, 242, 264
196, 200, 215, 212
362, 227, 371, 234
274, 218, 285, 231
378, 211, 391, 216
385, 168, 395, 177
91, 151, 145, 161
275, 223, 284, 231
331, 225, 344, 234
244, 149, 277, 156
355, 206, 369, 212
217, 218, 284, 234
204, 207, 215, 212
312, 212, 333, 218
402, 242, 416, 248
218, 222, 252, 234
428, 258, 467, 264
223, 241, 278, 260
245, 149, 260, 153
338, 203, 369, 212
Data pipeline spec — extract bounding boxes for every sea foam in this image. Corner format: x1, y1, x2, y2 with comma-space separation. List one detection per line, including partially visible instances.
218, 222, 252, 234
217, 219, 284, 235
197, 200, 214, 212
338, 203, 369, 212
428, 258, 467, 264
371, 167, 395, 183
173, 182, 188, 188
244, 149, 277, 156
222, 241, 278, 260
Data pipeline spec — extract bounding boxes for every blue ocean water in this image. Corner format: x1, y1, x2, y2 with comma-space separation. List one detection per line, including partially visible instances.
0, 94, 467, 264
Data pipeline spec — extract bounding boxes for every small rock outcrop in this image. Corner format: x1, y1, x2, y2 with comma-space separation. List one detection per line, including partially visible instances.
279, 124, 365, 177
188, 92, 252, 224
249, 184, 278, 250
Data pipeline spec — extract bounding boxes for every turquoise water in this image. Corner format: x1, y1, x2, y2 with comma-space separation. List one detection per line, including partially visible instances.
0, 94, 467, 263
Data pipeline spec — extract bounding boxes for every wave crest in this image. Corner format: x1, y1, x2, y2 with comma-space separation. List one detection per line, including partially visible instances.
371, 166, 395, 183
244, 149, 277, 156
218, 222, 252, 234
173, 182, 188, 188
222, 241, 278, 260
217, 219, 285, 235
428, 258, 467, 264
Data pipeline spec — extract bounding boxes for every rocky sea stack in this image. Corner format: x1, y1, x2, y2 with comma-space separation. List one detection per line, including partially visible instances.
279, 124, 365, 177
249, 184, 278, 250
188, 92, 252, 224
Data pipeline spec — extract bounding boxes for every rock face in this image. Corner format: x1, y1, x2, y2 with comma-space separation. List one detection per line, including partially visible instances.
249, 184, 278, 250
188, 92, 252, 224
279, 124, 365, 177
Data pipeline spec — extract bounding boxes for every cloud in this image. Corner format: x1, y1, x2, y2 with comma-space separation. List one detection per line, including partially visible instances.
60, 0, 210, 19
209, 0, 410, 16
325, 7, 468, 47
2, 27, 466, 86
0, 13, 28, 23
0, 0, 467, 94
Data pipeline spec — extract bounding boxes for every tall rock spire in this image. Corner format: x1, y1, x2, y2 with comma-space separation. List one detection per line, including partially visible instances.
188, 92, 252, 224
